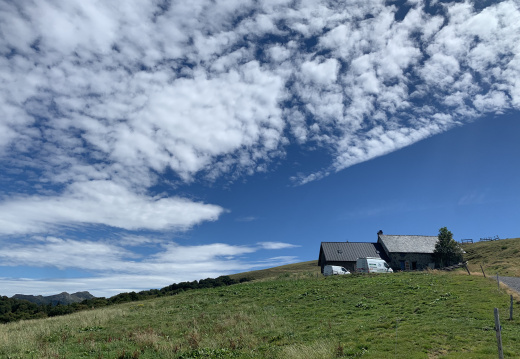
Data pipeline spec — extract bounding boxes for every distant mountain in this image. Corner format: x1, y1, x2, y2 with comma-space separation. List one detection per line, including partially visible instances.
12, 291, 95, 306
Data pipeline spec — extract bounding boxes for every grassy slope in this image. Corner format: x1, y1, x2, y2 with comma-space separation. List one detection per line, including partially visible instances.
229, 260, 320, 281
463, 237, 520, 277
1, 272, 519, 359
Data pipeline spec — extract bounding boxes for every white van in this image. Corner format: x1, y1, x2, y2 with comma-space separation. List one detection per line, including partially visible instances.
356, 257, 393, 273
323, 265, 351, 276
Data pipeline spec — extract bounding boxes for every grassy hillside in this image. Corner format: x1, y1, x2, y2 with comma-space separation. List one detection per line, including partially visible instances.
463, 237, 520, 277
229, 260, 320, 281
1, 271, 519, 358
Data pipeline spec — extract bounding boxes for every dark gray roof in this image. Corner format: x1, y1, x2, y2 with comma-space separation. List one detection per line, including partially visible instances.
378, 235, 438, 253
319, 242, 387, 262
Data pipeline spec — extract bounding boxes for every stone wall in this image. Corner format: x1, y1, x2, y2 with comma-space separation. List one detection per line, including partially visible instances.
387, 252, 434, 271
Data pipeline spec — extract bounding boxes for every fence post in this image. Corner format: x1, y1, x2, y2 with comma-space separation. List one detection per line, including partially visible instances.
494, 308, 504, 359
464, 262, 470, 275
497, 273, 500, 290
395, 318, 399, 358
480, 265, 486, 278
510, 295, 514, 321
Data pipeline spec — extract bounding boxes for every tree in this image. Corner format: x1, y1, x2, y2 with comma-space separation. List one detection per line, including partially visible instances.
433, 227, 463, 267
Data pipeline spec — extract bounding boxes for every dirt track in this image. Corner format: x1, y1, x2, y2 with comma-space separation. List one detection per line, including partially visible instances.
496, 276, 520, 295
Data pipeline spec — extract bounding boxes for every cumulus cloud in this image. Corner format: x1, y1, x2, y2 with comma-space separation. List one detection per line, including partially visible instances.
1, 0, 519, 191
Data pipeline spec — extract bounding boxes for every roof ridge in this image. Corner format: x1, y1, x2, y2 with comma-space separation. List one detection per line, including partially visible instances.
381, 234, 437, 237
320, 241, 378, 244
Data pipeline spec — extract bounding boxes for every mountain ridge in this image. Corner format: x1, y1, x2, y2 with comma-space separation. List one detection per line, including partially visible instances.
11, 291, 95, 306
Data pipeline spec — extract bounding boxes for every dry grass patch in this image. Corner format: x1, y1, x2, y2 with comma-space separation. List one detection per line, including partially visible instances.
0, 306, 126, 358
281, 340, 337, 359
131, 327, 162, 351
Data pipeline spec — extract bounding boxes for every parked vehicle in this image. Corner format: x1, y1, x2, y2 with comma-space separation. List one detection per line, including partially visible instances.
323, 265, 351, 276
356, 257, 393, 273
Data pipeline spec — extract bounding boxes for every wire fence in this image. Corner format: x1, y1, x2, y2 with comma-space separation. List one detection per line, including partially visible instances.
459, 235, 506, 244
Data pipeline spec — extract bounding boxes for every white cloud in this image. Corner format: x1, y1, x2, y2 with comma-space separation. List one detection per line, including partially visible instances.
269, 45, 292, 63
134, 63, 286, 180
258, 242, 300, 250
419, 53, 460, 89
0, 181, 224, 234
473, 91, 509, 114
0, 237, 135, 271
300, 58, 339, 85
152, 243, 258, 264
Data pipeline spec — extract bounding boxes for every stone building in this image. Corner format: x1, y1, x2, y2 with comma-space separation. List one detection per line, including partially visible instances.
318, 231, 439, 272
377, 233, 437, 271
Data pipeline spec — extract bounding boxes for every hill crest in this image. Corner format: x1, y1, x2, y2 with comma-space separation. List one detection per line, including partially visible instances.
11, 291, 95, 306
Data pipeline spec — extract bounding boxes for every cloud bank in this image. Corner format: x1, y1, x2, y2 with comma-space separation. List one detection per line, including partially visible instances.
1, 1, 518, 193
0, 237, 298, 296
0, 180, 223, 235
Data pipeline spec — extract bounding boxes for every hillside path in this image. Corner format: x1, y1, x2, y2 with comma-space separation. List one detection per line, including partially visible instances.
495, 276, 520, 295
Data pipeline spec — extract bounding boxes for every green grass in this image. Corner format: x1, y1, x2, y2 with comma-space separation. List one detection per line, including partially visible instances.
1, 271, 519, 358
463, 237, 520, 277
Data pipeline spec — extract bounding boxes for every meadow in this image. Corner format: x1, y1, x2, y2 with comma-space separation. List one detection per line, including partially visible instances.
463, 237, 520, 277
1, 270, 519, 358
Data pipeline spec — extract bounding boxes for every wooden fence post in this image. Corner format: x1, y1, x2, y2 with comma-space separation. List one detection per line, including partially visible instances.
494, 308, 504, 359
497, 273, 500, 290
480, 264, 486, 278
510, 295, 514, 321
464, 262, 470, 275
395, 318, 399, 358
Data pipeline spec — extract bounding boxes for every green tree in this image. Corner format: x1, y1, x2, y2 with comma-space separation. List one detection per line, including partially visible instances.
433, 227, 463, 267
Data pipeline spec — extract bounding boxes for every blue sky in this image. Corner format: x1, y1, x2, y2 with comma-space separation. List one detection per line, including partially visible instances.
1, 0, 519, 297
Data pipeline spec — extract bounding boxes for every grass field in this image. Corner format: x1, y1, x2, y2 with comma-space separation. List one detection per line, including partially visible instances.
1, 271, 519, 358
463, 237, 520, 277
